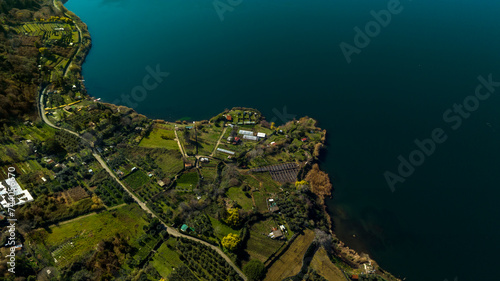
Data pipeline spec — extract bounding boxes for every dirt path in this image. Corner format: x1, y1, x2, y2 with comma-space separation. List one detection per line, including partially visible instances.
210, 126, 228, 156
53, 0, 82, 77
174, 129, 188, 158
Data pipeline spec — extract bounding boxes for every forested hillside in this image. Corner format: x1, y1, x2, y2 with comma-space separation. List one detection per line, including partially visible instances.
0, 0, 58, 123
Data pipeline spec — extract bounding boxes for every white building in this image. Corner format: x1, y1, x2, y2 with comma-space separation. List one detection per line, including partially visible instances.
238, 130, 254, 136
257, 132, 267, 138
243, 135, 258, 141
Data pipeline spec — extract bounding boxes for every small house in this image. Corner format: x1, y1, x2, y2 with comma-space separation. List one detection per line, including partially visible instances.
269, 229, 283, 239
257, 132, 266, 138
180, 224, 189, 232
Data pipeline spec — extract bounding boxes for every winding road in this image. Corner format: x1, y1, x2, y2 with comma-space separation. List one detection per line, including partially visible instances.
36, 2, 247, 280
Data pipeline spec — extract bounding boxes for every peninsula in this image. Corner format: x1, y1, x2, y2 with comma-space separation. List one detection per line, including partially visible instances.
0, 1, 400, 280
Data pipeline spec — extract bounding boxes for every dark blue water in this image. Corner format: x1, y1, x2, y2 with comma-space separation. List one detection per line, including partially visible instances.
65, 0, 500, 280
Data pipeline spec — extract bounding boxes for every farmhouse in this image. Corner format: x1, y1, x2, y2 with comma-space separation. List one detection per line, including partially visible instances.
257, 132, 267, 138
269, 229, 283, 239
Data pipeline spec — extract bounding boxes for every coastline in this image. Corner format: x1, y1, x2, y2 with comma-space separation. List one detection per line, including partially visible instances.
55, 1, 401, 280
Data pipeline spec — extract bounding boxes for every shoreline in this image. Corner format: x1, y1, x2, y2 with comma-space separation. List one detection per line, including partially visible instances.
58, 1, 400, 280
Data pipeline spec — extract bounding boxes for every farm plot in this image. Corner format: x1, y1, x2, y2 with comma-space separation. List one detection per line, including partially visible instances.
263, 229, 315, 281
226, 187, 253, 210
243, 218, 285, 263
175, 172, 198, 192
123, 170, 150, 191
44, 205, 149, 268
310, 247, 346, 281
139, 127, 178, 150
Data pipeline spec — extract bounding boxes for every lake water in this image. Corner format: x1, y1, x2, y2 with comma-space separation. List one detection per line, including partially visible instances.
64, 0, 500, 280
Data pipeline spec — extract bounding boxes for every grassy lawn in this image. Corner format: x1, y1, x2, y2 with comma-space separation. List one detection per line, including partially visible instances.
196, 125, 223, 155
123, 170, 150, 190
175, 172, 198, 192
253, 172, 281, 193
226, 187, 254, 210
264, 229, 315, 281
200, 166, 218, 182
155, 150, 184, 177
43, 204, 149, 268
151, 238, 184, 278
209, 216, 239, 240
242, 175, 262, 190
244, 218, 284, 263
252, 191, 268, 212
310, 247, 346, 281
139, 127, 179, 150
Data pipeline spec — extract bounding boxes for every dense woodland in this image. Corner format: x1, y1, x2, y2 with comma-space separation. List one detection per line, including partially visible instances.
0, 0, 53, 122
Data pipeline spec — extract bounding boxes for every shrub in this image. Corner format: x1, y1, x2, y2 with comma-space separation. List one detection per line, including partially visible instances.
243, 259, 266, 281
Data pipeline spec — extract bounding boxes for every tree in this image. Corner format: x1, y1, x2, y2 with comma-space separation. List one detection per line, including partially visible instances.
221, 233, 240, 251
305, 164, 332, 201
224, 208, 240, 227
39, 47, 50, 57
243, 259, 266, 281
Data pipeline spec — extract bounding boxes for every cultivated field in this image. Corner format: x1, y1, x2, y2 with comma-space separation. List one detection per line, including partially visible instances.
310, 247, 347, 281
43, 205, 149, 268
227, 187, 254, 210
264, 229, 316, 281
151, 238, 183, 278
243, 218, 284, 263
139, 127, 179, 150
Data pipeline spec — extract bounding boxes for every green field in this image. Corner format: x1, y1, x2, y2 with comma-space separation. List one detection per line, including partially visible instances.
264, 230, 316, 281
244, 218, 284, 263
43, 205, 149, 268
252, 191, 269, 212
209, 216, 239, 240
226, 187, 254, 210
123, 170, 150, 190
151, 239, 183, 278
139, 127, 179, 150
154, 149, 184, 177
175, 172, 198, 192
196, 125, 224, 155
200, 166, 218, 182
